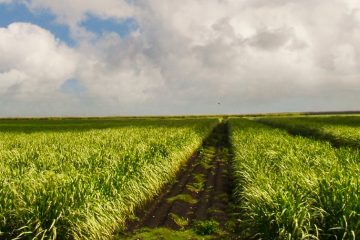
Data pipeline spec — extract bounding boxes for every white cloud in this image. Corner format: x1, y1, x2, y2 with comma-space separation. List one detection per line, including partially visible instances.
129, 0, 360, 112
0, 23, 78, 98
1, 0, 360, 116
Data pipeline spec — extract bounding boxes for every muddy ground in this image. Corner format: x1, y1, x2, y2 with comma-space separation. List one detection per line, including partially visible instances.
125, 122, 236, 238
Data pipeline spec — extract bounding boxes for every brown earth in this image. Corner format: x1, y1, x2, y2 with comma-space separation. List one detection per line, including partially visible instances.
126, 122, 232, 232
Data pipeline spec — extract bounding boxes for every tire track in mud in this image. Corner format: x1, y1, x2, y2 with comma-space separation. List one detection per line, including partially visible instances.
127, 122, 232, 232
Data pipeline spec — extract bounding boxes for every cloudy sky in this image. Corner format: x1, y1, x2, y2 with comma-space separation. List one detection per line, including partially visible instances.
0, 0, 360, 116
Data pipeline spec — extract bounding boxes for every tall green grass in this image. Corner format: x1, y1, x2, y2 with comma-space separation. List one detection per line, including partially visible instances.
0, 119, 217, 239
257, 116, 360, 148
229, 119, 360, 239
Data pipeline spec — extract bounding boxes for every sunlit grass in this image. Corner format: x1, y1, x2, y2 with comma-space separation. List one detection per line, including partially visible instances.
229, 118, 360, 239
0, 118, 217, 239
258, 116, 360, 148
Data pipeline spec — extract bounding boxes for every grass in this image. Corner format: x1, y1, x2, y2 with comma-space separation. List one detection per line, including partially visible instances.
122, 227, 214, 240
257, 115, 360, 148
199, 146, 216, 170
193, 220, 221, 235
2, 115, 359, 239
167, 194, 198, 205
0, 118, 217, 239
187, 173, 206, 193
169, 213, 190, 229
229, 118, 360, 239
186, 182, 205, 193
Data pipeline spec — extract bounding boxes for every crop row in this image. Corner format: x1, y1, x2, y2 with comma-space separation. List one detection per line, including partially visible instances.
229, 118, 360, 239
0, 119, 217, 239
257, 116, 360, 148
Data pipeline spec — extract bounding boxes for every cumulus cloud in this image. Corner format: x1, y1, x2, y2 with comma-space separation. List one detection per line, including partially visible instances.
0, 23, 78, 97
1, 0, 360, 116
75, 32, 165, 106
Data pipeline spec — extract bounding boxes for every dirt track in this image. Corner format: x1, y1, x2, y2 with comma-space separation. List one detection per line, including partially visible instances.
127, 122, 231, 231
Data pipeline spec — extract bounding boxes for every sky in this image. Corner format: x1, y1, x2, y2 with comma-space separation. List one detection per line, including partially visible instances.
0, 0, 360, 117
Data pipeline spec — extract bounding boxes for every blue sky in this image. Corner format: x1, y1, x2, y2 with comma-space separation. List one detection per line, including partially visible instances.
0, 2, 75, 45
0, 1, 138, 46
81, 15, 138, 38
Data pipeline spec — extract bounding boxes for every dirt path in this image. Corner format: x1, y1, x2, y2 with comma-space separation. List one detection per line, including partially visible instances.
126, 122, 232, 232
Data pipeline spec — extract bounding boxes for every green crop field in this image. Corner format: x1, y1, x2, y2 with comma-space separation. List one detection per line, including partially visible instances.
0, 118, 217, 239
230, 118, 360, 239
257, 115, 360, 148
0, 115, 359, 240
